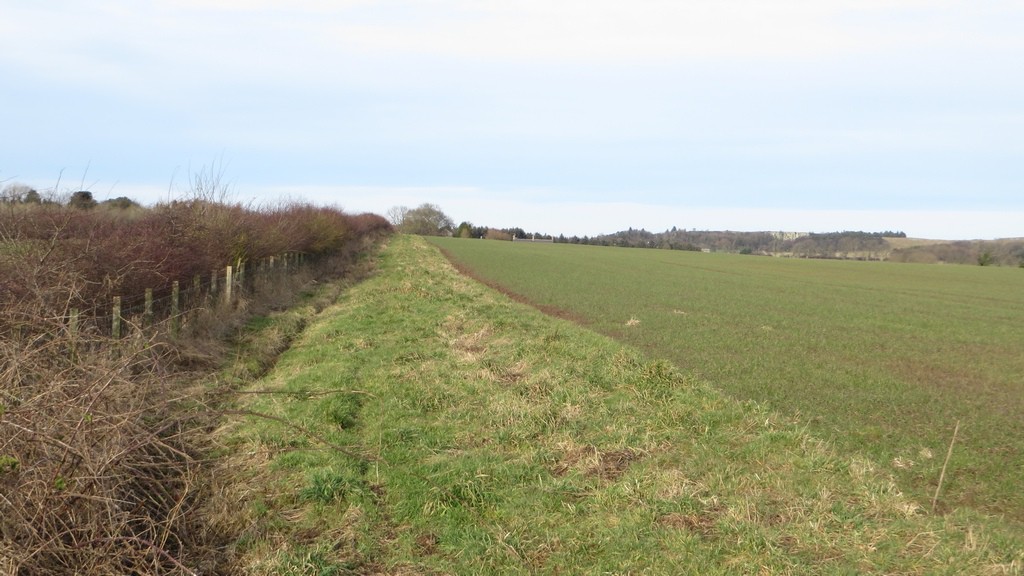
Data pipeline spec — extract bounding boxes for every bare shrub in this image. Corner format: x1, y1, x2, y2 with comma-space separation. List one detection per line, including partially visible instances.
0, 252, 212, 574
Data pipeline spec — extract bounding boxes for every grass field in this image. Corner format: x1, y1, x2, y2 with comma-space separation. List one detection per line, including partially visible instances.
430, 237, 1024, 526
215, 235, 1022, 574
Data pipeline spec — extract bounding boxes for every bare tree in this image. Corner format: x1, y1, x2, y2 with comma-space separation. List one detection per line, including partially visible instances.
399, 203, 454, 236
386, 205, 409, 227
1, 183, 40, 204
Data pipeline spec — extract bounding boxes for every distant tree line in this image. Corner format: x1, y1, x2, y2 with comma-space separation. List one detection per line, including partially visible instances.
386, 204, 556, 241
442, 213, 916, 261
453, 223, 554, 241
2, 183, 144, 211
547, 228, 906, 259
390, 201, 1022, 267
564, 228, 1021, 267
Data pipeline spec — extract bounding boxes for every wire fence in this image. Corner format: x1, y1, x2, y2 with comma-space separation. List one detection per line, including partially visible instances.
65, 252, 309, 342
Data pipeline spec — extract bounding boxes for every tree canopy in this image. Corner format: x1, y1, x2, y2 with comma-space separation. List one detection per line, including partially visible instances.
390, 203, 454, 236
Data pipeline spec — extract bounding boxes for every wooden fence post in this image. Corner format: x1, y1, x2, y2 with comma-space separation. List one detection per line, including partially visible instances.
225, 265, 233, 304
69, 308, 79, 358
144, 288, 154, 327
193, 274, 201, 305
210, 269, 218, 299
69, 308, 79, 337
171, 281, 180, 335
112, 296, 122, 339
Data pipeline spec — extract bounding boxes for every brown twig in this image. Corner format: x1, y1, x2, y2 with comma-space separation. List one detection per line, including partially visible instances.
86, 537, 198, 576
931, 419, 961, 513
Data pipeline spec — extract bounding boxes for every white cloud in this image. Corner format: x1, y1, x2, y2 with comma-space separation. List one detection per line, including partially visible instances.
309, 1, 1024, 66
333, 3, 832, 63
8, 1, 1023, 85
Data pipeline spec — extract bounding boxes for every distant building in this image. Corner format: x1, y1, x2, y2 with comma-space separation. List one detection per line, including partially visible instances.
771, 231, 810, 241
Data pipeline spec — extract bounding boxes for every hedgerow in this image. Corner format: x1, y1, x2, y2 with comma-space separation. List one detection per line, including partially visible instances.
0, 192, 390, 574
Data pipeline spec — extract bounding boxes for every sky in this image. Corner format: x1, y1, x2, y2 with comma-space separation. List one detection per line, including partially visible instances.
2, 1, 1023, 239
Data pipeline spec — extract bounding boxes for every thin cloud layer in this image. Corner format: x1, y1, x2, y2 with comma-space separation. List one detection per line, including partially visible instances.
2, 1, 1022, 238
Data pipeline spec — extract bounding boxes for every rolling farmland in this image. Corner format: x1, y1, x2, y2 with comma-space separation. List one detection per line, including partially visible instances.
430, 237, 1024, 524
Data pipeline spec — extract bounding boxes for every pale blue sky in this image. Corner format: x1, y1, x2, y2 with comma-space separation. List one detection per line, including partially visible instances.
2, 1, 1022, 238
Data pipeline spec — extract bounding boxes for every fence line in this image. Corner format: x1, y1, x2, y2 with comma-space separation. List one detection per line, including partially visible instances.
64, 252, 310, 344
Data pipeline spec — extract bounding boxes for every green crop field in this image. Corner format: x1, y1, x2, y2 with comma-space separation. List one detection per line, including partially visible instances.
430, 237, 1024, 525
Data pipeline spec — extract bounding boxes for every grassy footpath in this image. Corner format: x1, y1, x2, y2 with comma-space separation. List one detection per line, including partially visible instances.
216, 235, 1022, 574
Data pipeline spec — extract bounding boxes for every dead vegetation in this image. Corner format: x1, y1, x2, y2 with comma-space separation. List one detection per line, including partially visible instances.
552, 443, 645, 482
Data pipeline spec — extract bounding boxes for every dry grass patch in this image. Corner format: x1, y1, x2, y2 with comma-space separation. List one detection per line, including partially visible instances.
658, 509, 723, 537
551, 442, 646, 482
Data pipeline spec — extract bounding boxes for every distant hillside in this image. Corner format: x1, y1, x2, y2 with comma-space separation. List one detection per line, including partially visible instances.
888, 237, 1024, 266
566, 229, 905, 261
557, 229, 1024, 266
